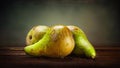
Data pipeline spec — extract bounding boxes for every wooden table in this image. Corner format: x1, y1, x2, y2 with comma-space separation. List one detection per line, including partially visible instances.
0, 46, 120, 68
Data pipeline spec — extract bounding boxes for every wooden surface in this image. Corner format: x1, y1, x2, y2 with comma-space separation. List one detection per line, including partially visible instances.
0, 46, 120, 68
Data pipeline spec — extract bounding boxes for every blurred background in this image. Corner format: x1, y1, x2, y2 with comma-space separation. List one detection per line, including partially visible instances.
0, 0, 119, 46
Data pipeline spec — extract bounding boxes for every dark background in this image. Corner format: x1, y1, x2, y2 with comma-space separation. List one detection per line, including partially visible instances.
0, 0, 119, 46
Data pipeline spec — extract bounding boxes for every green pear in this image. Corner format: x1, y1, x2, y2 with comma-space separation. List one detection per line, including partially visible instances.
24, 25, 75, 58
26, 25, 49, 45
67, 25, 96, 59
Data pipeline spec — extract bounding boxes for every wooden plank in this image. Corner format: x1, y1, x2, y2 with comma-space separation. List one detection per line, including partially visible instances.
0, 46, 120, 68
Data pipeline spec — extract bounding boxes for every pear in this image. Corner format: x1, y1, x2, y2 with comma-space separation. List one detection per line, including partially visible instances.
24, 25, 75, 58
26, 25, 49, 45
67, 25, 96, 59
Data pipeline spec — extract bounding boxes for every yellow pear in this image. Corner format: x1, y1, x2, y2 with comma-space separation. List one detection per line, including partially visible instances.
24, 25, 75, 58
26, 25, 49, 45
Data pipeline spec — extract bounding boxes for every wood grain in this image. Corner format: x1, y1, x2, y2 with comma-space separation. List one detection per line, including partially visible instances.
0, 46, 120, 68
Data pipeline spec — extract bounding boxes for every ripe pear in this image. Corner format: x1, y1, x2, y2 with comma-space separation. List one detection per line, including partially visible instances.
24, 25, 75, 58
67, 25, 96, 59
26, 25, 49, 45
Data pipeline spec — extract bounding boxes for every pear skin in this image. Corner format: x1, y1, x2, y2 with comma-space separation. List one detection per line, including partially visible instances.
24, 25, 75, 58
67, 25, 96, 59
26, 25, 49, 45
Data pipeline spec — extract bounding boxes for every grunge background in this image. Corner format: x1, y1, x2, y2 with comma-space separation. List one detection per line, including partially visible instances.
0, 0, 119, 46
